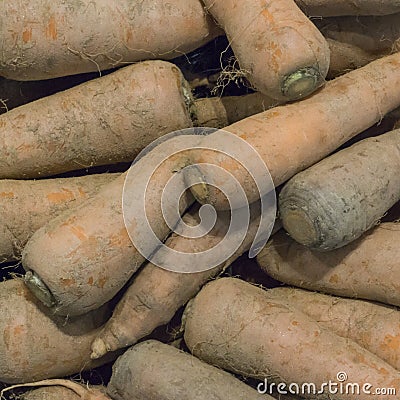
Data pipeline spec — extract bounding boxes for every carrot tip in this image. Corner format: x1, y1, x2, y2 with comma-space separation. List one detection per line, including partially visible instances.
24, 270, 57, 308
282, 67, 322, 100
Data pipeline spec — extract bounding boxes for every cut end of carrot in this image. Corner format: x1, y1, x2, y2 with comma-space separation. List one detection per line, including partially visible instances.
24, 270, 57, 308
282, 208, 319, 247
90, 338, 108, 360
282, 67, 323, 100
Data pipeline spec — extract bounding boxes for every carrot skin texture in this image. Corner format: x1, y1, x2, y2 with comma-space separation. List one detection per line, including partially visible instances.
184, 278, 400, 400
0, 61, 193, 179
266, 287, 400, 371
257, 224, 400, 307
202, 0, 330, 100
0, 0, 220, 80
107, 340, 269, 400
8, 380, 110, 400
90, 205, 266, 358
0, 174, 118, 262
279, 129, 400, 250
22, 138, 194, 316
0, 279, 114, 384
189, 52, 400, 210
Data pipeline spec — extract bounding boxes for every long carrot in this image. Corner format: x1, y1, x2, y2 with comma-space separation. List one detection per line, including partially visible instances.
0, 0, 220, 80
202, 0, 330, 100
0, 61, 275, 179
90, 203, 272, 359
184, 277, 400, 400
187, 52, 400, 211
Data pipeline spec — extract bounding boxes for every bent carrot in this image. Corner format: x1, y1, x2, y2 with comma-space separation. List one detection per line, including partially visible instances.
0, 0, 220, 80
202, 0, 330, 100
257, 224, 400, 307
0, 173, 117, 262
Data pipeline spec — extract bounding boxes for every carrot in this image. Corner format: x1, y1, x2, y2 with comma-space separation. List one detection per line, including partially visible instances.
0, 279, 115, 384
0, 0, 220, 80
279, 129, 400, 251
295, 0, 400, 16
0, 61, 274, 179
184, 277, 400, 400
187, 52, 400, 211
316, 13, 400, 54
107, 340, 269, 400
22, 135, 195, 316
266, 287, 400, 371
90, 202, 272, 359
0, 61, 193, 179
0, 173, 117, 262
0, 72, 98, 113
2, 380, 110, 400
257, 224, 400, 307
202, 0, 330, 101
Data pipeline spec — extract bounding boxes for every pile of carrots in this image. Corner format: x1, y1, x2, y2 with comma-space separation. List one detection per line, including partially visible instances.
0, 1, 400, 399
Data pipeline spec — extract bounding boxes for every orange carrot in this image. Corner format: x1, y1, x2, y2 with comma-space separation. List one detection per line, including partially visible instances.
202, 0, 330, 100
22, 135, 195, 316
257, 224, 400, 307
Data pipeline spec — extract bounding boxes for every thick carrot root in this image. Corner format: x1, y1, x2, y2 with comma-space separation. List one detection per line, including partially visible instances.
266, 287, 400, 371
202, 0, 330, 100
279, 129, 400, 250
184, 278, 400, 400
0, 279, 115, 384
107, 340, 269, 400
22, 135, 195, 316
187, 52, 400, 211
257, 223, 400, 307
0, 174, 117, 262
0, 0, 220, 80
